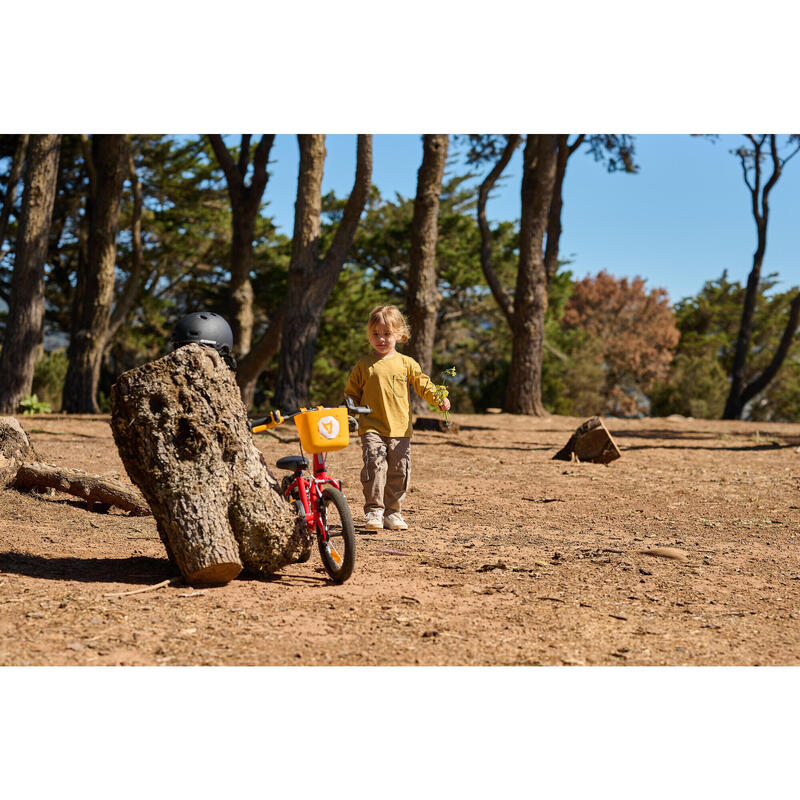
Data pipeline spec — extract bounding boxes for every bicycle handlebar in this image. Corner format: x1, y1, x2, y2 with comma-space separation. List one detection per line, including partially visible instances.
249, 398, 371, 433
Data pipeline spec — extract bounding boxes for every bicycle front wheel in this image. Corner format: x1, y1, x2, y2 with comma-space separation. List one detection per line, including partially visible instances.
317, 487, 356, 583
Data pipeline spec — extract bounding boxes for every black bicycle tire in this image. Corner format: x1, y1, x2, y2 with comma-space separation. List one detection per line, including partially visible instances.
317, 487, 356, 583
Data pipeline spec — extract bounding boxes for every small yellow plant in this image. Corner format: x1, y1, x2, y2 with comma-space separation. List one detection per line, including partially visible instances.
428, 366, 456, 423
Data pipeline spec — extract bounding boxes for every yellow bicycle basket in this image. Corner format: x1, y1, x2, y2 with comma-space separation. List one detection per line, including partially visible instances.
294, 407, 350, 453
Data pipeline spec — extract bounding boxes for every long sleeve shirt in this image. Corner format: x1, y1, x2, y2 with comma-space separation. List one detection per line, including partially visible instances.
344, 352, 440, 438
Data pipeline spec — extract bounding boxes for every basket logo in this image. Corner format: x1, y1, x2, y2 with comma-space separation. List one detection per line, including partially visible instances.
318, 415, 340, 439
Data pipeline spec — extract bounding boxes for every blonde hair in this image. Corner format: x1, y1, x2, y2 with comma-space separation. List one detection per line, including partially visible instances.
367, 305, 410, 343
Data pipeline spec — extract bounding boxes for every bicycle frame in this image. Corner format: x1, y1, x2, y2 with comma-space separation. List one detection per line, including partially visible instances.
283, 452, 342, 542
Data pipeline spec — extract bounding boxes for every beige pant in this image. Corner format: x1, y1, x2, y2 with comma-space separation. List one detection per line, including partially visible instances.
360, 432, 411, 516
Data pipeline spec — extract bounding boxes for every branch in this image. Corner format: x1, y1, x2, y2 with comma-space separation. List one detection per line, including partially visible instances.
251, 134, 275, 198
780, 137, 800, 168
235, 306, 286, 391
738, 147, 755, 196
320, 134, 373, 275
13, 462, 151, 516
207, 134, 243, 195
103, 577, 182, 598
237, 134, 251, 179
760, 134, 782, 222
567, 134, 585, 156
740, 290, 800, 405
477, 134, 520, 324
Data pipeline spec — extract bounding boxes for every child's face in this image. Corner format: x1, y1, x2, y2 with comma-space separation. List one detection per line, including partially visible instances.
369, 323, 397, 358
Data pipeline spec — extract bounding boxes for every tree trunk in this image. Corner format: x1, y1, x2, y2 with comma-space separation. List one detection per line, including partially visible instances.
544, 134, 584, 285
236, 307, 285, 407
207, 134, 275, 360
110, 343, 311, 584
274, 134, 372, 410
477, 135, 521, 326
407, 134, 449, 413
107, 138, 144, 341
0, 134, 61, 414
723, 134, 796, 419
63, 134, 126, 414
506, 135, 558, 415
0, 134, 29, 258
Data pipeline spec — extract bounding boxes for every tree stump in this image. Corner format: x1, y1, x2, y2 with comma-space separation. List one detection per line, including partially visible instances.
552, 416, 622, 464
110, 343, 311, 585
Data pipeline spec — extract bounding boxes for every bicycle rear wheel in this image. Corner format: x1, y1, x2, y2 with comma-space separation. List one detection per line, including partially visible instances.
317, 487, 356, 583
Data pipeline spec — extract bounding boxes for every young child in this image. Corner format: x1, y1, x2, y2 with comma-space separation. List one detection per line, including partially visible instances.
344, 305, 451, 531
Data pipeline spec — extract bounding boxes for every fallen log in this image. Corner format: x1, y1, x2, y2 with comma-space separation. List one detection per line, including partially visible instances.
13, 462, 151, 515
1, 416, 150, 514
110, 342, 311, 585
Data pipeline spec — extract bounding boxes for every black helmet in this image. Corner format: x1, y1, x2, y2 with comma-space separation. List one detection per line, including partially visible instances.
170, 312, 235, 367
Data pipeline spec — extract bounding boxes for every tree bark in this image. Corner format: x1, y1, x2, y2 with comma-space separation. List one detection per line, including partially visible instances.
407, 134, 449, 413
0, 416, 34, 487
506, 135, 558, 415
207, 134, 275, 359
110, 343, 310, 584
0, 134, 29, 262
62, 134, 126, 414
0, 134, 61, 414
274, 134, 372, 410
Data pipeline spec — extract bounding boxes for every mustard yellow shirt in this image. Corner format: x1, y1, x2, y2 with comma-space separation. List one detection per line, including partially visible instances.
344, 352, 440, 438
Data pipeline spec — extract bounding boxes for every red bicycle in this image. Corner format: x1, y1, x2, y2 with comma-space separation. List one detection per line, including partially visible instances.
249, 397, 370, 584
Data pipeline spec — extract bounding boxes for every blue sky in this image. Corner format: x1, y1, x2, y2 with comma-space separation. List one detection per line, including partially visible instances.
259, 134, 799, 305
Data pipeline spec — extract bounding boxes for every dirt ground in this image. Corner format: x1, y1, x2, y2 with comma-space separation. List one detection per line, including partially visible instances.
1, 410, 799, 667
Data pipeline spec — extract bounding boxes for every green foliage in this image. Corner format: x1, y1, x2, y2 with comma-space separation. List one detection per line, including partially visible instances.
19, 393, 51, 415
31, 349, 68, 411
649, 351, 729, 419
650, 271, 800, 420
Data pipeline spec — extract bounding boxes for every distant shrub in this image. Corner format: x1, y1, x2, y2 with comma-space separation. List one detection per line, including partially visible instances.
19, 393, 52, 415
32, 349, 68, 412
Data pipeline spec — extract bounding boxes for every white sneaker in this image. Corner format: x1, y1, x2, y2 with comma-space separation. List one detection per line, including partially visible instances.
364, 511, 384, 530
384, 512, 408, 530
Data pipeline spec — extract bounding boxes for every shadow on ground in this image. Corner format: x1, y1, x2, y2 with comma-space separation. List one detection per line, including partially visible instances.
0, 552, 173, 586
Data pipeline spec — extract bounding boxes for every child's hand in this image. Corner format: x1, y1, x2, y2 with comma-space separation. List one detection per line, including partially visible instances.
439, 397, 451, 413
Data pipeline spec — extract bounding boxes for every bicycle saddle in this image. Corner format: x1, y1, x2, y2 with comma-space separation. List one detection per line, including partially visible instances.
276, 455, 309, 472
